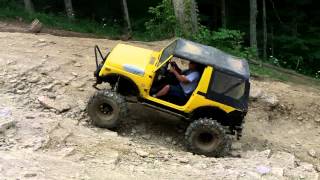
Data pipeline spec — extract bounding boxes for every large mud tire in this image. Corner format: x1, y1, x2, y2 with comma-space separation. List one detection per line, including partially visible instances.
87, 90, 127, 129
185, 118, 231, 157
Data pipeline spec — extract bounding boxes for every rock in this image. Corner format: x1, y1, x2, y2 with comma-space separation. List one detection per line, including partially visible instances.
249, 87, 263, 100
16, 89, 29, 95
134, 124, 146, 133
16, 83, 26, 90
308, 149, 317, 158
165, 137, 172, 143
262, 94, 279, 107
193, 162, 207, 168
41, 84, 55, 91
256, 165, 271, 175
74, 62, 82, 67
314, 118, 320, 123
71, 72, 78, 77
231, 142, 242, 150
142, 134, 151, 140
47, 93, 56, 99
177, 157, 189, 164
0, 119, 16, 133
243, 149, 271, 159
62, 78, 73, 86
29, 19, 43, 33
77, 100, 87, 111
25, 115, 35, 119
271, 167, 284, 177
37, 96, 71, 113
104, 131, 118, 137
9, 79, 17, 83
285, 162, 319, 180
0, 108, 11, 118
28, 75, 41, 83
230, 151, 241, 157
297, 116, 304, 121
71, 81, 86, 88
24, 173, 37, 178
60, 147, 76, 157
270, 151, 295, 169
136, 150, 149, 158
315, 164, 320, 172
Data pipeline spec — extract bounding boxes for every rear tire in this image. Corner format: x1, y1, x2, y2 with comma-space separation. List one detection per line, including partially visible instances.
87, 90, 127, 129
185, 118, 231, 157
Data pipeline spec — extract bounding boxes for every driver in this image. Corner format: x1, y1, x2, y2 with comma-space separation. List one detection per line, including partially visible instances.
153, 61, 201, 101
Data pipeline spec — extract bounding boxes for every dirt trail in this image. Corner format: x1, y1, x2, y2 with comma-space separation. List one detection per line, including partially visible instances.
0, 31, 319, 179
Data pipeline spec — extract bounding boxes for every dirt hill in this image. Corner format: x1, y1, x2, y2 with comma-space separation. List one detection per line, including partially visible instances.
0, 31, 319, 179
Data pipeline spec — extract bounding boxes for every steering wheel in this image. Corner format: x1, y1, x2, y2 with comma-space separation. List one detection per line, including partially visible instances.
157, 60, 171, 81
161, 63, 170, 75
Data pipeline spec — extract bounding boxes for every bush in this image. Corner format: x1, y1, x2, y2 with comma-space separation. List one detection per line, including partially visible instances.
145, 0, 177, 39
192, 26, 255, 59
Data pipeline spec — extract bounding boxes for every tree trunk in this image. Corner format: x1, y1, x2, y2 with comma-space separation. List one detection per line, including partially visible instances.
121, 0, 132, 34
250, 0, 258, 57
221, 0, 227, 28
172, 0, 199, 36
270, 25, 274, 56
262, 0, 267, 61
64, 0, 74, 19
24, 0, 34, 13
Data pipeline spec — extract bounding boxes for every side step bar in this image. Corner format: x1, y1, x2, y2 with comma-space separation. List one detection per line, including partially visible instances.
140, 102, 188, 119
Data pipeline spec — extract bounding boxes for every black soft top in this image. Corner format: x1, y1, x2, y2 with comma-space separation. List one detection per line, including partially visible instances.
172, 38, 250, 79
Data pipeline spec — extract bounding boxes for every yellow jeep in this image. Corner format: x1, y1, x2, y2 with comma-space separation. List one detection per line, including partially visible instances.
87, 38, 250, 157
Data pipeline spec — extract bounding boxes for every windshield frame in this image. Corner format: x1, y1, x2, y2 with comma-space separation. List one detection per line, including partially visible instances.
158, 40, 177, 67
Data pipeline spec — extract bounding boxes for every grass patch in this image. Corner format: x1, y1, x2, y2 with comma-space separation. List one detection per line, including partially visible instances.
250, 64, 291, 82
250, 63, 320, 88
0, 5, 171, 41
0, 6, 122, 38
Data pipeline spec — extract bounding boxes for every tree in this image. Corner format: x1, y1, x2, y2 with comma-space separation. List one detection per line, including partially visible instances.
262, 0, 267, 60
121, 0, 132, 34
249, 0, 258, 57
172, 0, 199, 36
23, 0, 34, 13
221, 0, 227, 28
64, 0, 74, 19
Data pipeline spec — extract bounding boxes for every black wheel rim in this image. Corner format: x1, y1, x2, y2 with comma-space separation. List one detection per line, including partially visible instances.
194, 131, 221, 152
99, 103, 113, 116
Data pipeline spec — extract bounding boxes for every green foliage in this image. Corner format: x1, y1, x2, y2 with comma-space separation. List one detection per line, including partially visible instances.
192, 26, 256, 59
145, 0, 176, 39
316, 71, 320, 79
0, 5, 121, 38
193, 26, 244, 49
1, 0, 319, 79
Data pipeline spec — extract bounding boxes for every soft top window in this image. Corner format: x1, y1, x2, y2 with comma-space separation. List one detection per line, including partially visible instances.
210, 71, 245, 100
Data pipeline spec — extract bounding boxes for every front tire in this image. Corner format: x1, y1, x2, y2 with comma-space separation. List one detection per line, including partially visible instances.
185, 118, 231, 157
87, 90, 127, 128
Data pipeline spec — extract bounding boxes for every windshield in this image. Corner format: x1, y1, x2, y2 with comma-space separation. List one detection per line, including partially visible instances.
159, 40, 177, 66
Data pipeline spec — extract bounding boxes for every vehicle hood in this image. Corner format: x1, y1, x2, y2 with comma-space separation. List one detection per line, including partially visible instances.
107, 44, 154, 76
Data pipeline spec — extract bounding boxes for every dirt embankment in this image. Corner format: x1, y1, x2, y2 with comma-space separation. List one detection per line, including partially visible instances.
0, 31, 319, 179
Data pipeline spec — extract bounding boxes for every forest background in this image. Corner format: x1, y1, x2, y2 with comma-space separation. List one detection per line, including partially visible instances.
1, 0, 319, 79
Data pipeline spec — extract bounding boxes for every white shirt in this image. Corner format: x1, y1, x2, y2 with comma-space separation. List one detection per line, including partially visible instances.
180, 71, 200, 95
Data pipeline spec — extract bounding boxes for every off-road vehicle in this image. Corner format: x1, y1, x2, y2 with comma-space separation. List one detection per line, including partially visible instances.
87, 38, 250, 157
